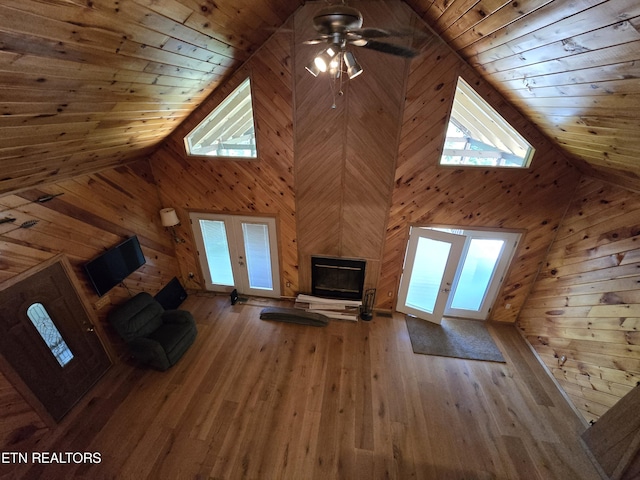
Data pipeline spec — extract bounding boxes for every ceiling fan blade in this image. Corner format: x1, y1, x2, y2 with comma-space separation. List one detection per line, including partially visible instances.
348, 27, 392, 38
303, 36, 330, 45
354, 40, 419, 58
351, 26, 427, 39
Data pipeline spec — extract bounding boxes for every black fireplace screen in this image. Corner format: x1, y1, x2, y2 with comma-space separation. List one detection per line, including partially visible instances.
311, 256, 366, 300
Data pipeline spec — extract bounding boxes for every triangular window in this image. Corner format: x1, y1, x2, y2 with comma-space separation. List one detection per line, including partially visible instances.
185, 77, 257, 158
440, 77, 534, 168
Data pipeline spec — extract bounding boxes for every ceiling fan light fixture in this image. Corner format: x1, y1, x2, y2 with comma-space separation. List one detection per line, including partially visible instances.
347, 64, 363, 80
305, 61, 321, 77
313, 47, 337, 73
344, 51, 363, 79
329, 55, 340, 77
313, 55, 329, 73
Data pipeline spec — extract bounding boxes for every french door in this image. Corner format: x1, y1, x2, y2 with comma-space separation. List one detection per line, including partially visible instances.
397, 229, 465, 323
190, 213, 281, 298
397, 227, 520, 323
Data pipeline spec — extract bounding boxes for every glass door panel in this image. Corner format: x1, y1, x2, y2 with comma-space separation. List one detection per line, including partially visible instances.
397, 229, 465, 324
241, 222, 273, 291
27, 303, 75, 368
199, 219, 235, 287
449, 239, 504, 311
445, 231, 519, 319
405, 237, 452, 313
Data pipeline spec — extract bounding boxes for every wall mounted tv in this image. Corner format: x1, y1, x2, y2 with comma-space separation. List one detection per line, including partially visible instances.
84, 235, 146, 297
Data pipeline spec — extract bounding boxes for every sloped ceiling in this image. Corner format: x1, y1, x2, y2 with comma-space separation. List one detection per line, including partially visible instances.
405, 0, 640, 189
1, 0, 639, 195
0, 0, 303, 194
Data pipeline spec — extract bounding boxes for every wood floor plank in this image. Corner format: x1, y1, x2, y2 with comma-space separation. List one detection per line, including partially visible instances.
12, 295, 602, 479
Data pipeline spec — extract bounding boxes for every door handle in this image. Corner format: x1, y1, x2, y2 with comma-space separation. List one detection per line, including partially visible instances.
86, 325, 95, 332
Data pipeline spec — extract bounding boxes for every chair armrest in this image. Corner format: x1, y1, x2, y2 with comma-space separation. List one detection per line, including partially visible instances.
162, 309, 195, 325
127, 337, 170, 371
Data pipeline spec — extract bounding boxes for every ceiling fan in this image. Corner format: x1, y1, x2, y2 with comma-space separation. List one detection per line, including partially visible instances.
302, 3, 423, 106
304, 4, 420, 61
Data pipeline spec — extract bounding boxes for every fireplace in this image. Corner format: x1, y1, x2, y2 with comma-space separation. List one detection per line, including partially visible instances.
311, 256, 366, 300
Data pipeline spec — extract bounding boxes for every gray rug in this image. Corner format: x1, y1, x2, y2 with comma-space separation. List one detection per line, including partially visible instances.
405, 316, 505, 362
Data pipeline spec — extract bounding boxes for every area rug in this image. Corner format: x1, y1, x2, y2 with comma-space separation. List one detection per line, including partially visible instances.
405, 316, 505, 362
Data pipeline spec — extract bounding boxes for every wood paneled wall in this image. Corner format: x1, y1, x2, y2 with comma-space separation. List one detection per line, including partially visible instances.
0, 161, 179, 449
293, 1, 411, 294
149, 22, 297, 296
377, 27, 583, 318
149, 0, 584, 321
518, 177, 640, 422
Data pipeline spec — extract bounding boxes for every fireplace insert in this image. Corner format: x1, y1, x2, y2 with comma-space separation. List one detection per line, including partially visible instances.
311, 256, 366, 300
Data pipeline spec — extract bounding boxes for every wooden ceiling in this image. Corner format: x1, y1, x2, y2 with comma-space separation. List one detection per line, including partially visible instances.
1, 0, 639, 195
405, 0, 640, 189
0, 0, 303, 194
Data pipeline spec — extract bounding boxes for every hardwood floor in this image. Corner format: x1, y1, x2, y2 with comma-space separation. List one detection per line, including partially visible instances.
10, 294, 602, 479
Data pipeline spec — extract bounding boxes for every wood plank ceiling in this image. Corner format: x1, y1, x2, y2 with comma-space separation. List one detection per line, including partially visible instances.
0, 0, 303, 194
0, 0, 639, 195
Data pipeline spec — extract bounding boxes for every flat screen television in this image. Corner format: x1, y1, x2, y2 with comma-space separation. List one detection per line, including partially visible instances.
84, 236, 146, 297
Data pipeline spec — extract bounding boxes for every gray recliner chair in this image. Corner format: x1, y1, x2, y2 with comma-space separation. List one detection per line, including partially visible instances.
108, 292, 197, 371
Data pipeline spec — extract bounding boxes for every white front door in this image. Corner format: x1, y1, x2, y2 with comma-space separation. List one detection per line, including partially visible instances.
190, 213, 281, 298
397, 227, 520, 323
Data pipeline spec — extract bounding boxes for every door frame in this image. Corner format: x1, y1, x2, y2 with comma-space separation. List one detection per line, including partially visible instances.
189, 212, 282, 298
0, 254, 113, 426
397, 225, 523, 323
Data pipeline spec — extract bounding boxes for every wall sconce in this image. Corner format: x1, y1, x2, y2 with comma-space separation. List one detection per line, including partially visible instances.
159, 208, 185, 243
